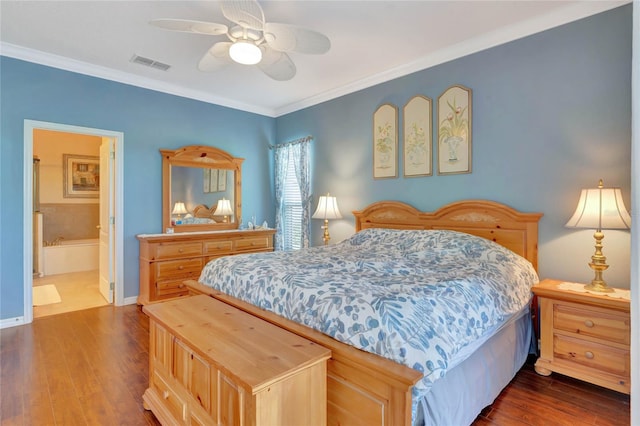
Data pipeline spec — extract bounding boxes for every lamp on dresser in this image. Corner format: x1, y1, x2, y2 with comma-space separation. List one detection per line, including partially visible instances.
312, 193, 342, 246
565, 179, 631, 292
171, 201, 188, 220
215, 198, 233, 223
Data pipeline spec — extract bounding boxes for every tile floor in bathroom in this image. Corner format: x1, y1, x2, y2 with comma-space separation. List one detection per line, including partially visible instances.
33, 270, 109, 318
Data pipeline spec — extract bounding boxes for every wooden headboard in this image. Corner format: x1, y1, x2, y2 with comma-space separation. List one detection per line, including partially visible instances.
353, 200, 543, 271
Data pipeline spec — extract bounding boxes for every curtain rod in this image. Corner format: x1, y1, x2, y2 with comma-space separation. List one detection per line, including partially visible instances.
268, 135, 313, 150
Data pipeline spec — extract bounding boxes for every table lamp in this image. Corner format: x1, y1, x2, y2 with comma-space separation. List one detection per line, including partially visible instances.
215, 198, 233, 223
565, 179, 631, 292
312, 193, 342, 245
172, 202, 188, 220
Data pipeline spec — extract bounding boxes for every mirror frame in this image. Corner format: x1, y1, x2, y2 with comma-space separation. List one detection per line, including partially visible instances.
161, 145, 243, 233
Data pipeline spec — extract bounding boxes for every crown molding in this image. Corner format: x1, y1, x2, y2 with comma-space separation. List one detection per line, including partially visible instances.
0, 42, 275, 117
273, 0, 630, 116
0, 0, 629, 118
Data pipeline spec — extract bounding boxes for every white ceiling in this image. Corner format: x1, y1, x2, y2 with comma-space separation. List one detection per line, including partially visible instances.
0, 1, 627, 117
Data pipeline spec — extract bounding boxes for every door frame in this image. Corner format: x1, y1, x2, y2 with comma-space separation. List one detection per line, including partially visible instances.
22, 120, 125, 324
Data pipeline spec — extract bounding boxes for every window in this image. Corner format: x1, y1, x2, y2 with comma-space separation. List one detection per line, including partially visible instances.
282, 152, 302, 250
273, 137, 311, 251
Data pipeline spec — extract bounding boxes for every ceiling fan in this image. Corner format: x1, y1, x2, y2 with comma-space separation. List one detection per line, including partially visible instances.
150, 0, 331, 81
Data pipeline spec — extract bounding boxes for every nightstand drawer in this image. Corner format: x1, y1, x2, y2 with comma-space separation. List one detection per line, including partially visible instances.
554, 334, 630, 377
554, 304, 629, 345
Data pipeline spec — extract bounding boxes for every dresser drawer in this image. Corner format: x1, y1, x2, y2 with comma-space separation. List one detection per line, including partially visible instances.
152, 370, 187, 422
553, 334, 630, 377
154, 242, 203, 260
156, 280, 190, 298
155, 258, 203, 280
235, 236, 270, 251
554, 304, 629, 345
204, 240, 233, 255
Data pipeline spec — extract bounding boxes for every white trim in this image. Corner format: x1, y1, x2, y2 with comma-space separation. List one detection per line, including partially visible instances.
1, 43, 273, 117
275, 1, 630, 116
1, 1, 629, 118
23, 120, 126, 326
123, 296, 139, 306
0, 316, 26, 330
630, 1, 639, 423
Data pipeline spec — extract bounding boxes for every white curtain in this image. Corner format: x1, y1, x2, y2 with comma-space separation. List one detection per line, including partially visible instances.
273, 137, 312, 250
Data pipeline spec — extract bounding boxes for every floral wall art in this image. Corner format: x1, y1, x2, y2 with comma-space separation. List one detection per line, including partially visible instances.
403, 96, 432, 177
437, 85, 472, 175
373, 103, 398, 179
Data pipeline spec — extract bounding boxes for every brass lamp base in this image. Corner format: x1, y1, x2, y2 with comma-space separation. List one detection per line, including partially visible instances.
584, 230, 614, 293
321, 219, 330, 246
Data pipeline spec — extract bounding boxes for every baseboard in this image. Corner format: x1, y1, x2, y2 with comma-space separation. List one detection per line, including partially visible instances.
0, 316, 26, 329
123, 296, 138, 306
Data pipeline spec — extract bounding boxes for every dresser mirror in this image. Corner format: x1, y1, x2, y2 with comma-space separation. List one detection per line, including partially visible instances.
161, 145, 243, 233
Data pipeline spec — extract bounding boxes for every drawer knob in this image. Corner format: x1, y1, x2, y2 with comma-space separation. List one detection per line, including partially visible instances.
163, 390, 170, 399
178, 248, 184, 253
178, 265, 184, 270
585, 351, 594, 359
584, 320, 594, 328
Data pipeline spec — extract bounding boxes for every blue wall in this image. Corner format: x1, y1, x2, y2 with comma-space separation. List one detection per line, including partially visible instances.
278, 5, 632, 287
0, 58, 276, 319
0, 4, 632, 321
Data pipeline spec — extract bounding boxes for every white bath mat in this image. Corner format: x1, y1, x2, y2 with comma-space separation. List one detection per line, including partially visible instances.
33, 284, 62, 306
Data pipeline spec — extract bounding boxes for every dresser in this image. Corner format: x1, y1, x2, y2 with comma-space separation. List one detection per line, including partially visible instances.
143, 295, 331, 426
137, 229, 275, 305
532, 279, 630, 394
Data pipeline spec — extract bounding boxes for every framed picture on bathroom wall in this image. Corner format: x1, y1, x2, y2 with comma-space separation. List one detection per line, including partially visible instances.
63, 154, 100, 198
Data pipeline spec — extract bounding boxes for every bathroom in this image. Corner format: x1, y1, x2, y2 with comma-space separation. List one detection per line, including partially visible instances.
32, 129, 108, 317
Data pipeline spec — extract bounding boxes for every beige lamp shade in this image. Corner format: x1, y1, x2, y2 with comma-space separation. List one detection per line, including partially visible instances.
172, 202, 188, 216
312, 194, 342, 220
565, 183, 631, 231
215, 198, 233, 223
565, 179, 630, 293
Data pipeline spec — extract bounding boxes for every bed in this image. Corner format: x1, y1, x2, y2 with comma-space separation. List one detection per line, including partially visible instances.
186, 200, 543, 425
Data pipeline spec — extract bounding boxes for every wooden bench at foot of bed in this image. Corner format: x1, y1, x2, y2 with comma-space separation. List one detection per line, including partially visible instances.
186, 281, 422, 426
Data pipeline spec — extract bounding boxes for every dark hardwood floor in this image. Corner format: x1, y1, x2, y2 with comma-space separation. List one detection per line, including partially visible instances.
0, 304, 630, 426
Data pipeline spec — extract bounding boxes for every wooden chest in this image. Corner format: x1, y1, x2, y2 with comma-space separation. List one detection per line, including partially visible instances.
143, 295, 331, 425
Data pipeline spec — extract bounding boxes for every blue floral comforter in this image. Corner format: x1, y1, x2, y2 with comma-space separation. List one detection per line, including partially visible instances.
199, 228, 538, 403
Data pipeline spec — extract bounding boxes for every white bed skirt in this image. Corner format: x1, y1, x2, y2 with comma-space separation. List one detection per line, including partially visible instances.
415, 306, 532, 425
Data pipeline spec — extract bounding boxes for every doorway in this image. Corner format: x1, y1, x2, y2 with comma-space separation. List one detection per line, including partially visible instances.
23, 120, 124, 324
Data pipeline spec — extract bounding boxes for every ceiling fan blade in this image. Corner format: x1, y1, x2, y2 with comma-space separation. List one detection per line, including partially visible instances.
150, 19, 228, 36
263, 23, 330, 54
221, 0, 265, 30
258, 47, 296, 81
198, 42, 233, 71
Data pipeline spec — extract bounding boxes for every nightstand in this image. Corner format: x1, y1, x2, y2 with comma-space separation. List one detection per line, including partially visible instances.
532, 279, 630, 394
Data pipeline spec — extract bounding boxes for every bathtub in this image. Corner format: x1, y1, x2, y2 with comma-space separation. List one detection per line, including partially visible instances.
43, 239, 99, 276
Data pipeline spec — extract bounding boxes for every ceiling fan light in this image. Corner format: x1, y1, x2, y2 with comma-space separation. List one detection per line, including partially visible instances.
229, 40, 262, 65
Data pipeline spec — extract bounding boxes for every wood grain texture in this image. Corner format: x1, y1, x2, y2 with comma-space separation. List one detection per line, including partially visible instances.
188, 199, 543, 424
0, 305, 629, 425
137, 228, 275, 305
533, 279, 630, 394
353, 199, 543, 271
143, 295, 330, 425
